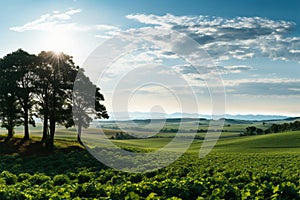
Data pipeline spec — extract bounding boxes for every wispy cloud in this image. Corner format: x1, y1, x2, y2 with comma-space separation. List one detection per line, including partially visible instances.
10, 9, 121, 37
225, 78, 300, 97
126, 14, 300, 63
10, 9, 82, 32
219, 65, 254, 74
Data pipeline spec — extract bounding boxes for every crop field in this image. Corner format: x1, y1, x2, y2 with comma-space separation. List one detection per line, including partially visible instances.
1, 119, 300, 199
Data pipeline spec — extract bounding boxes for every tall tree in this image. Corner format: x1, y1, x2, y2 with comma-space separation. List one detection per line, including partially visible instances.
36, 51, 78, 149
0, 49, 36, 140
0, 88, 23, 139
35, 54, 53, 143
72, 69, 109, 145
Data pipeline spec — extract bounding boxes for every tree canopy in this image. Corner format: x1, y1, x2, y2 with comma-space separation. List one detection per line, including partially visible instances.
0, 49, 108, 148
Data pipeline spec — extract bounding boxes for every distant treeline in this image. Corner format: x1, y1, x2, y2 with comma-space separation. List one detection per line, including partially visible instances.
160, 128, 227, 133
102, 125, 228, 134
265, 121, 300, 133
110, 131, 206, 140
242, 121, 300, 136
110, 132, 136, 140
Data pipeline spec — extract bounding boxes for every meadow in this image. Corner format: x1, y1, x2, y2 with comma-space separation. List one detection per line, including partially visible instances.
1, 118, 300, 199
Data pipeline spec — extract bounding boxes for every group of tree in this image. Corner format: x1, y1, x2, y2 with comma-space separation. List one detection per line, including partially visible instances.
241, 126, 264, 136
110, 132, 136, 140
242, 121, 300, 136
0, 49, 108, 149
264, 121, 300, 134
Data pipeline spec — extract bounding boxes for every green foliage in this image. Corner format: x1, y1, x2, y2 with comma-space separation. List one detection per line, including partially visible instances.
29, 173, 51, 185
243, 126, 264, 136
0, 148, 300, 199
36, 51, 80, 148
266, 121, 300, 133
0, 123, 300, 199
0, 49, 109, 145
77, 171, 92, 184
0, 171, 17, 185
243, 121, 300, 136
0, 49, 38, 139
111, 132, 137, 140
53, 174, 70, 185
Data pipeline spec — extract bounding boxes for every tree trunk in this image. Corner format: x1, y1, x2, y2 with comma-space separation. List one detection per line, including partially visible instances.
23, 109, 29, 140
42, 115, 48, 143
77, 124, 83, 146
47, 117, 56, 150
42, 92, 49, 144
6, 126, 14, 141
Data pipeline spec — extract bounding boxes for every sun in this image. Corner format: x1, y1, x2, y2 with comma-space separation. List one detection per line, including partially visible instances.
42, 31, 73, 53
53, 51, 62, 57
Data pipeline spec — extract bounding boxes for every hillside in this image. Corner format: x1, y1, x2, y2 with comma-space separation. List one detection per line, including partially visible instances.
0, 135, 83, 156
110, 130, 300, 155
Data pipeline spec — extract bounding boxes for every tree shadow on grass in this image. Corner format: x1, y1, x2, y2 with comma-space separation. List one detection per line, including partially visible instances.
0, 136, 107, 176
0, 136, 50, 156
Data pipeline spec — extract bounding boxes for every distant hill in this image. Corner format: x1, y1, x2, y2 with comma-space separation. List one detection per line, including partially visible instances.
106, 112, 292, 121
224, 114, 291, 121
223, 118, 253, 124
281, 117, 300, 121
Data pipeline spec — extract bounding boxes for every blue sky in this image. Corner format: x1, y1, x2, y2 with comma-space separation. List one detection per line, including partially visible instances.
1, 0, 300, 116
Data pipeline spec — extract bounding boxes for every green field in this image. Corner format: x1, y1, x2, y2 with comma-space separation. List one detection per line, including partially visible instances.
1, 119, 300, 199
110, 131, 300, 154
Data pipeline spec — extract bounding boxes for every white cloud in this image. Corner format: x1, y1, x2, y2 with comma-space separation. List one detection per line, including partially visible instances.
95, 35, 112, 39
288, 88, 300, 92
181, 77, 298, 98
10, 9, 82, 32
65, 9, 81, 15
219, 65, 254, 74
95, 25, 121, 31
126, 14, 300, 63
226, 79, 300, 96
289, 49, 300, 53
224, 77, 300, 85
93, 25, 122, 39
10, 9, 121, 37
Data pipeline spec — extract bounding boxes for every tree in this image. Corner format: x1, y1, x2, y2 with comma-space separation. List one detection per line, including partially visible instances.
264, 121, 300, 133
34, 56, 51, 143
72, 69, 109, 145
0, 91, 23, 139
245, 126, 257, 135
0, 49, 109, 148
36, 51, 79, 149
256, 128, 263, 135
0, 49, 36, 140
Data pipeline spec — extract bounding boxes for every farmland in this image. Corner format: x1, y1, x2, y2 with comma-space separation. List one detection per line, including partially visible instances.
1, 119, 300, 199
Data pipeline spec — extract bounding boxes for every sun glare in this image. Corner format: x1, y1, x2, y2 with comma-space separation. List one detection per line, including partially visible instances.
42, 31, 73, 53
53, 51, 62, 57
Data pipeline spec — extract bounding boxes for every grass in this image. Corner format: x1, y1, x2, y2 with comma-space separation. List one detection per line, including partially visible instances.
211, 131, 300, 153
1, 120, 299, 155
0, 134, 83, 157
109, 131, 300, 154
1, 120, 300, 199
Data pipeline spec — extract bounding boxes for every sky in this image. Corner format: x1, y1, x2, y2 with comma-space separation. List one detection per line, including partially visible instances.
1, 0, 300, 117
